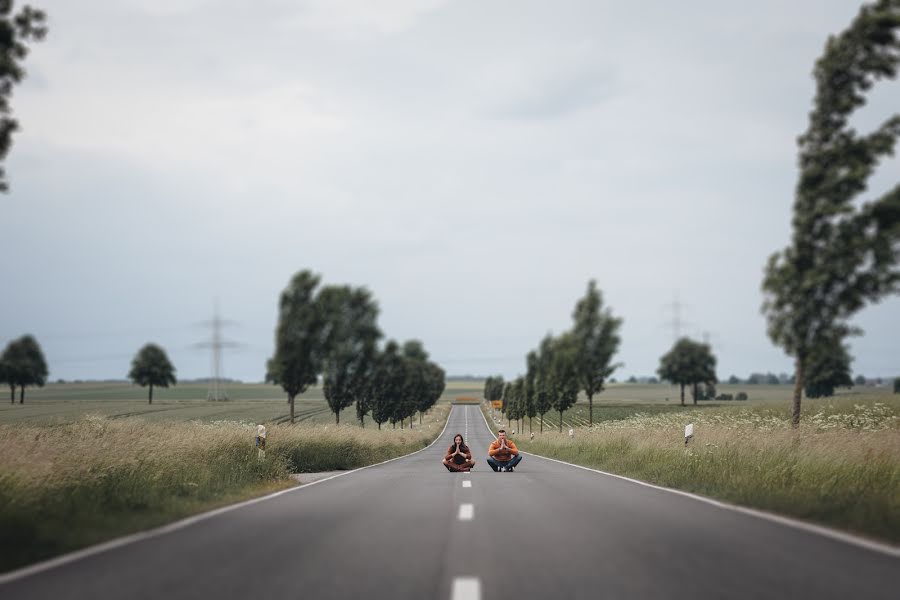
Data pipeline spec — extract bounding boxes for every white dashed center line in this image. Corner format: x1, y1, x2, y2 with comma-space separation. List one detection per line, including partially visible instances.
458, 503, 474, 521
451, 577, 481, 600
462, 480, 472, 488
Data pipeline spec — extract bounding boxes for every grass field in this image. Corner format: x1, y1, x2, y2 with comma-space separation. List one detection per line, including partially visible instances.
0, 380, 485, 426
484, 391, 900, 544
0, 403, 451, 573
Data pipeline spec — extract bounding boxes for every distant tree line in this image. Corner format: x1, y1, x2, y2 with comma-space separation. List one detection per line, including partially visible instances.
266, 270, 445, 426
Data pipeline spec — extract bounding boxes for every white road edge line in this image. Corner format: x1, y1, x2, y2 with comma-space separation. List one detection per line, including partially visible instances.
458, 503, 474, 521
475, 403, 900, 558
0, 405, 458, 586
451, 576, 481, 600
462, 480, 472, 488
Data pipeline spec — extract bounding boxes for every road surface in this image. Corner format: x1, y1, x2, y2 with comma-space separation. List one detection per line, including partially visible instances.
2, 405, 898, 599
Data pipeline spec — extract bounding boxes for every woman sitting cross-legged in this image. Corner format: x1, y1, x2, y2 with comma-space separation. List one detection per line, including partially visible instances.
443, 433, 475, 472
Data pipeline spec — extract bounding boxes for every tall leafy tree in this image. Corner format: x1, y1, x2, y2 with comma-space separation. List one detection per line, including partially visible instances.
266, 270, 329, 424
128, 343, 176, 404
0, 340, 17, 403
657, 338, 717, 406
320, 285, 381, 424
570, 280, 623, 426
419, 362, 446, 424
548, 334, 580, 433
484, 375, 505, 405
501, 381, 513, 428
370, 340, 405, 430
524, 351, 538, 433
762, 0, 900, 426
0, 2, 47, 192
533, 335, 555, 432
2, 335, 47, 403
804, 333, 854, 398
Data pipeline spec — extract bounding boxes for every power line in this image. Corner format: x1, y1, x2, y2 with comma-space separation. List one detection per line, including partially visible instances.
193, 301, 242, 401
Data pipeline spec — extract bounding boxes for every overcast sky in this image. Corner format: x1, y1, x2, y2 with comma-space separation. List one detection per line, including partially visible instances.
2, 0, 898, 383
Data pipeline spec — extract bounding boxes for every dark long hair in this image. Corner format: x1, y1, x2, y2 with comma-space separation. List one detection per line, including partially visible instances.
449, 433, 469, 453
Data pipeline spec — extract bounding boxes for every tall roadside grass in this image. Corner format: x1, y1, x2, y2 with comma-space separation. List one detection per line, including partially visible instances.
0, 406, 448, 573
490, 399, 900, 544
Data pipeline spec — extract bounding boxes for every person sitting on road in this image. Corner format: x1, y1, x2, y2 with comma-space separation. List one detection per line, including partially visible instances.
487, 429, 521, 472
443, 433, 475, 472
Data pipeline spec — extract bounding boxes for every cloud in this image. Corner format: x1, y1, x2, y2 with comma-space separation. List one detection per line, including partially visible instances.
480, 42, 620, 119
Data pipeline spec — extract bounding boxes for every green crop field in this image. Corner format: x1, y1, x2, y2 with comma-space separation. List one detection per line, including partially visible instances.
0, 380, 486, 426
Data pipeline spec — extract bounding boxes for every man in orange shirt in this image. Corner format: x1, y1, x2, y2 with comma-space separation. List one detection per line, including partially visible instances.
487, 429, 522, 472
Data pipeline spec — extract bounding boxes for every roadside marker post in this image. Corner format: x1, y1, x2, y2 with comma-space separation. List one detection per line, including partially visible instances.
684, 423, 694, 447
256, 424, 267, 459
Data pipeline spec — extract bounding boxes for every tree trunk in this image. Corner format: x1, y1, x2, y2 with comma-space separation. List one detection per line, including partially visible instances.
335, 411, 340, 425
9, 384, 14, 404
693, 383, 698, 406
19, 386, 25, 404
529, 416, 532, 433
792, 357, 805, 428
377, 421, 381, 430
419, 412, 423, 425
290, 395, 295, 424
558, 410, 563, 433
360, 414, 365, 428
540, 416, 543, 433
588, 392, 593, 427
149, 384, 153, 405
680, 383, 685, 406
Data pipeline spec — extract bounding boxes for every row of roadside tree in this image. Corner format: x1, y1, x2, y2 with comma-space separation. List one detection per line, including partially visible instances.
265, 270, 445, 427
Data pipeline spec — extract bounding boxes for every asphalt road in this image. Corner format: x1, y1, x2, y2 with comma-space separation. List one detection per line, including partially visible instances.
2, 405, 898, 599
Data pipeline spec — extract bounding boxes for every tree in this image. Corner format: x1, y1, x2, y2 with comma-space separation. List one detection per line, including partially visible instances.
570, 280, 622, 426
0, 340, 17, 403
2, 335, 47, 403
319, 285, 381, 424
854, 374, 867, 386
657, 338, 717, 406
266, 270, 330, 424
484, 375, 504, 404
524, 351, 537, 433
762, 0, 900, 426
419, 362, 446, 424
728, 374, 741, 384
548, 334, 580, 432
128, 343, 176, 404
501, 381, 513, 428
370, 341, 405, 430
533, 335, 554, 432
0, 2, 46, 192
804, 334, 854, 398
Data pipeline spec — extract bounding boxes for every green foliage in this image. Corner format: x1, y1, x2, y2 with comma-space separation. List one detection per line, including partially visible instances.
369, 340, 404, 429
0, 1, 46, 192
523, 351, 537, 426
267, 271, 328, 416
728, 375, 741, 384
319, 285, 381, 425
483, 375, 505, 402
533, 335, 555, 432
128, 343, 176, 404
657, 337, 717, 406
736, 392, 749, 401
894, 377, 900, 393
1, 334, 48, 403
570, 280, 623, 426
804, 334, 854, 398
547, 334, 580, 432
855, 375, 867, 386
762, 0, 900, 425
